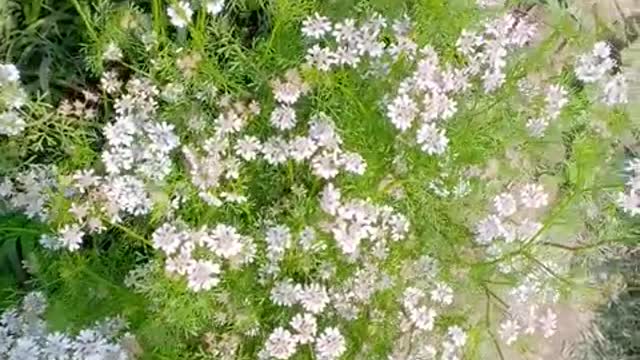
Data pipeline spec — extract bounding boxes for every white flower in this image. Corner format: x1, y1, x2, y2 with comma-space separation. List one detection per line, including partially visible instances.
493, 192, 517, 217
519, 183, 548, 209
340, 152, 366, 175
288, 136, 317, 162
430, 282, 453, 305
305, 45, 335, 71
146, 121, 180, 154
210, 224, 244, 259
265, 225, 292, 255
152, 223, 185, 255
58, 224, 85, 251
447, 326, 467, 348
270, 279, 301, 307
416, 123, 448, 155
312, 151, 342, 179
167, 1, 193, 28
272, 70, 308, 105
602, 74, 628, 106
205, 0, 224, 15
538, 308, 557, 338
299, 283, 330, 314
544, 84, 568, 119
387, 94, 417, 132
315, 327, 346, 360
290, 313, 317, 344
332, 18, 358, 44
475, 215, 505, 245
235, 135, 262, 161
270, 105, 297, 130
320, 183, 341, 216
499, 319, 520, 345
101, 70, 122, 94
302, 13, 332, 39
265, 327, 298, 359
409, 306, 436, 331
593, 41, 611, 59
262, 137, 290, 165
187, 260, 221, 292
0, 63, 20, 85
0, 111, 26, 136
103, 42, 123, 61
526, 117, 548, 138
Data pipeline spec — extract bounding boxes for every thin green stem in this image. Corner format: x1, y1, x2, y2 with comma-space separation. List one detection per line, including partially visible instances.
70, 0, 97, 41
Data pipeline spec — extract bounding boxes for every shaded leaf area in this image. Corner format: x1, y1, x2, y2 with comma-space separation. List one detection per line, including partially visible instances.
0, 213, 47, 306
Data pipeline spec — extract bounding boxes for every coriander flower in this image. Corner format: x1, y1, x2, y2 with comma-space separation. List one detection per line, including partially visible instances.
0, 111, 26, 136
430, 282, 453, 306
103, 42, 123, 62
315, 327, 346, 360
58, 224, 85, 251
205, 0, 224, 15
167, 1, 193, 28
187, 260, 221, 292
538, 308, 557, 338
265, 327, 298, 359
416, 123, 449, 155
305, 45, 335, 72
302, 13, 332, 40
270, 279, 301, 307
602, 74, 628, 106
409, 305, 436, 331
288, 136, 317, 162
290, 313, 317, 344
270, 105, 297, 131
299, 283, 330, 314
387, 94, 417, 132
235, 135, 262, 161
493, 192, 517, 217
519, 183, 548, 209
0, 63, 20, 85
152, 223, 185, 255
499, 319, 520, 345
447, 326, 467, 348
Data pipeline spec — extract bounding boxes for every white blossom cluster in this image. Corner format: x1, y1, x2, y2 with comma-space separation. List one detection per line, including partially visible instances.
0, 165, 57, 221
0, 63, 28, 136
381, 12, 537, 156
517, 79, 569, 138
473, 183, 547, 260
0, 292, 136, 359
167, 1, 225, 28
387, 256, 466, 359
617, 158, 640, 216
302, 12, 387, 71
261, 318, 345, 360
151, 222, 256, 292
498, 266, 562, 345
575, 41, 628, 106
319, 182, 410, 256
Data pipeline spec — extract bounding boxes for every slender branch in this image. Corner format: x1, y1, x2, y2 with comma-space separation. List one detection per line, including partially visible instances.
70, 0, 97, 41
484, 289, 506, 360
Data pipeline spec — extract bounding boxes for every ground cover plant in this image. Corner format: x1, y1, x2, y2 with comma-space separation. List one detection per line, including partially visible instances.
0, 0, 638, 359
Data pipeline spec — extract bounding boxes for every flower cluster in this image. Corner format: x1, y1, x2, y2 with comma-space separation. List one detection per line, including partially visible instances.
498, 266, 561, 345
262, 320, 345, 360
575, 42, 628, 106
473, 183, 547, 261
319, 182, 410, 256
383, 11, 537, 156
517, 79, 569, 137
303, 12, 387, 71
0, 63, 27, 136
0, 165, 57, 220
151, 222, 256, 291
0, 292, 136, 359
617, 158, 640, 216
